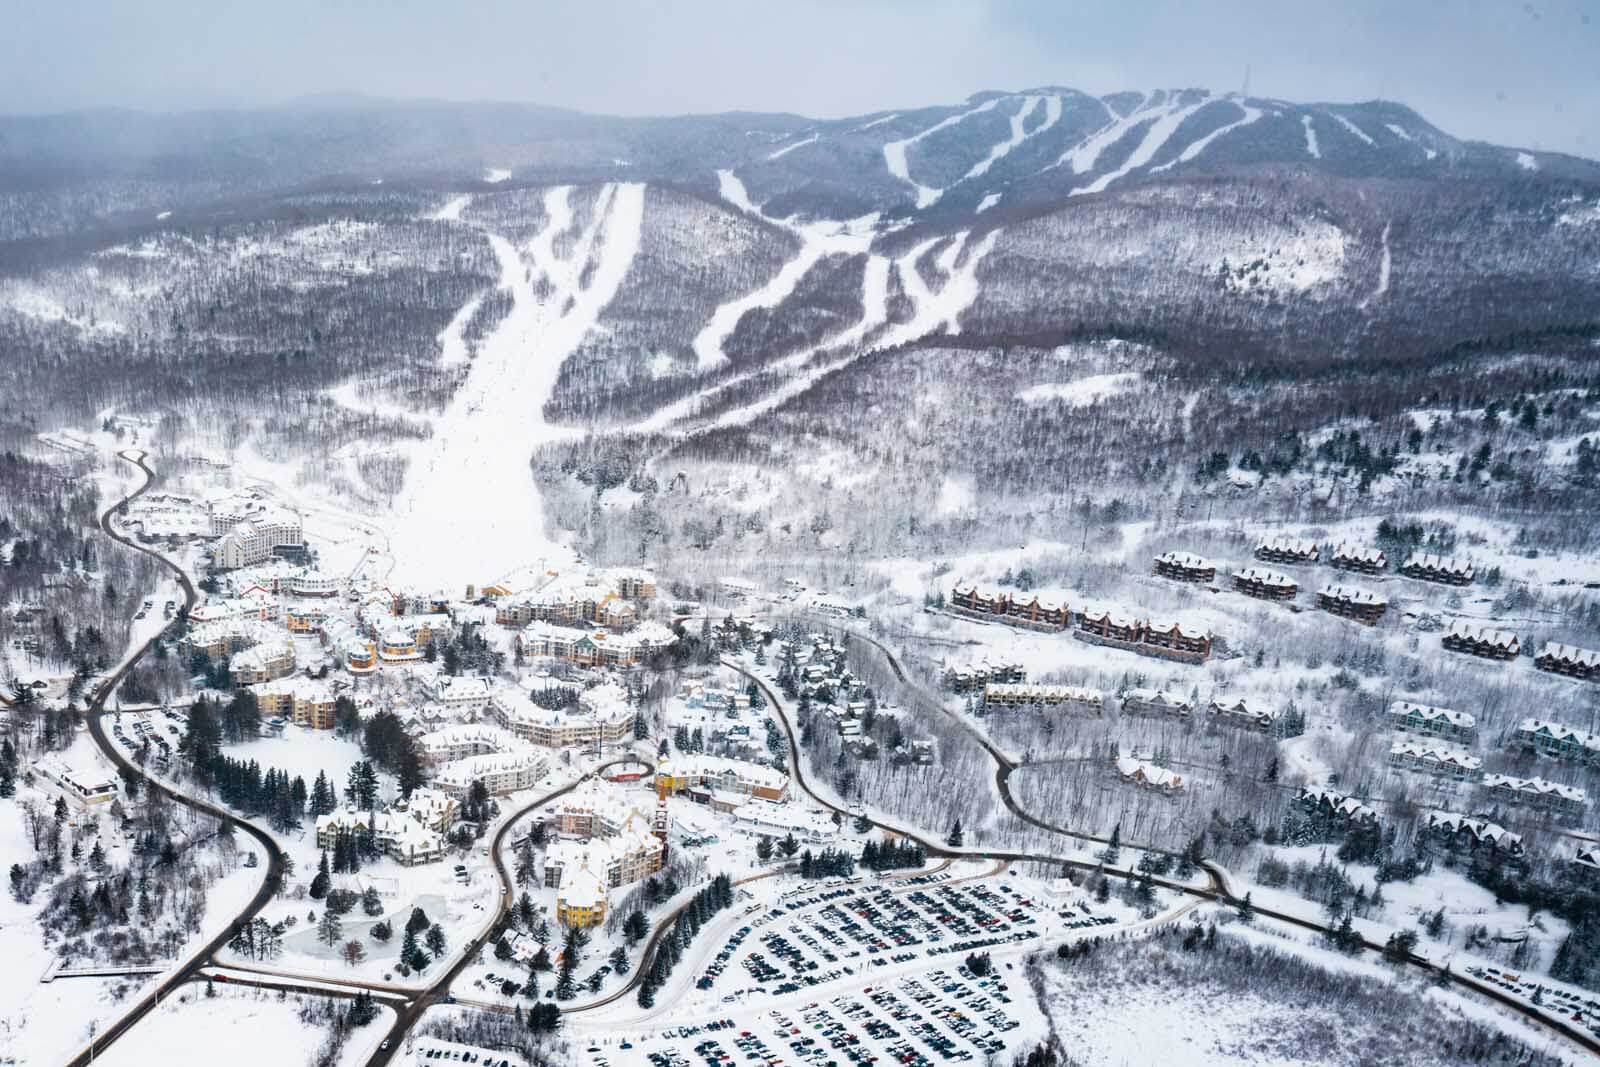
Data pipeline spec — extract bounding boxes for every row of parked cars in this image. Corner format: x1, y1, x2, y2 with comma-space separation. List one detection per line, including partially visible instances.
111, 713, 174, 772
1466, 965, 1600, 1036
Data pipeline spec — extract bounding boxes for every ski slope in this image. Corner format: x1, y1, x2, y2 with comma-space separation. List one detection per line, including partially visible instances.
882, 97, 1003, 208
1330, 113, 1375, 146
1072, 93, 1213, 195
428, 194, 472, 222
1151, 102, 1262, 172
768, 134, 819, 160
389, 183, 645, 588
960, 95, 1052, 182
1302, 115, 1321, 159
691, 171, 877, 372
704, 228, 999, 431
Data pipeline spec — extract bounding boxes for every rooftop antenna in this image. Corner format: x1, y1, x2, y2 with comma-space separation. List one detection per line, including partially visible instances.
1241, 64, 1251, 99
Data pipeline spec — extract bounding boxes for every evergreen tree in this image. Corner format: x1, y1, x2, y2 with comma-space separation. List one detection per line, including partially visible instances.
756, 835, 774, 862
309, 771, 338, 816
946, 819, 964, 848
309, 849, 331, 899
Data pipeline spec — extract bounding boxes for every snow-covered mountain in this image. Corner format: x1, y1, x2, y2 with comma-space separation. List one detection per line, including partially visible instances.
2, 86, 1598, 448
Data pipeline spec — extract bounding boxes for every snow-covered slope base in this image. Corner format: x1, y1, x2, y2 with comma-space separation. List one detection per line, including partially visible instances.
388, 183, 645, 589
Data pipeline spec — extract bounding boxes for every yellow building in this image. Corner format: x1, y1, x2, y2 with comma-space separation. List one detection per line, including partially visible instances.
555, 868, 608, 928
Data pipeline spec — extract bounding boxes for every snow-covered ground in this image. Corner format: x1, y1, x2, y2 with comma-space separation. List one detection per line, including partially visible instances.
0, 733, 265, 1067
89, 983, 393, 1067
388, 183, 645, 589
1017, 372, 1140, 406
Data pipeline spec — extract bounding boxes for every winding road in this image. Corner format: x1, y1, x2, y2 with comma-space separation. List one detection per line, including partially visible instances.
62, 451, 287, 1067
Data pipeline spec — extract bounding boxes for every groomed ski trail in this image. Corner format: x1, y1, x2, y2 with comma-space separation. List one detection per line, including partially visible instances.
389, 182, 645, 588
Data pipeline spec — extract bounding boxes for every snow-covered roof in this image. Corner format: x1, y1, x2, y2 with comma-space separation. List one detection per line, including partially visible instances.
1256, 535, 1319, 556
1403, 552, 1473, 576
1124, 688, 1194, 709
1516, 718, 1600, 751
984, 683, 1102, 703
1318, 584, 1387, 607
1154, 551, 1212, 569
1116, 757, 1182, 789
1234, 567, 1296, 588
1445, 621, 1519, 649
1537, 642, 1600, 668
1388, 739, 1482, 770
1388, 701, 1474, 730
1426, 811, 1521, 850
1483, 774, 1587, 805
1330, 543, 1386, 565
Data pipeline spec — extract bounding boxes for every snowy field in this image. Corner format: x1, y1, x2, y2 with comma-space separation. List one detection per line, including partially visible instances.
89, 983, 393, 1067
1036, 915, 1578, 1067
0, 733, 265, 1066
229, 728, 369, 787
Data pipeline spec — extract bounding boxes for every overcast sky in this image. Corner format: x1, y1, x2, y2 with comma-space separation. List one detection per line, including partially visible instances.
5, 0, 1597, 157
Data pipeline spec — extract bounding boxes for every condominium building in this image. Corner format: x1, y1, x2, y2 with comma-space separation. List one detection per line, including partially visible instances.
418, 724, 524, 766
1481, 774, 1587, 818
1387, 739, 1483, 781
492, 566, 657, 632
314, 795, 454, 867
1207, 697, 1279, 732
515, 620, 677, 668
1316, 584, 1388, 626
1233, 567, 1298, 602
1120, 688, 1195, 719
1514, 718, 1600, 764
433, 750, 551, 797
1400, 552, 1474, 585
543, 814, 665, 894
213, 512, 304, 571
231, 638, 296, 685
252, 677, 337, 729
1255, 536, 1320, 565
1329, 543, 1387, 574
186, 618, 284, 660
424, 675, 494, 716
1152, 551, 1215, 584
981, 683, 1104, 714
1442, 621, 1520, 661
1535, 642, 1600, 682
490, 681, 637, 749
1387, 700, 1477, 745
655, 754, 789, 802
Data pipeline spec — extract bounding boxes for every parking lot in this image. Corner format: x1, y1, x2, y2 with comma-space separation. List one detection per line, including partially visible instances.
111, 708, 180, 773
586, 964, 1044, 1067
693, 872, 1122, 1004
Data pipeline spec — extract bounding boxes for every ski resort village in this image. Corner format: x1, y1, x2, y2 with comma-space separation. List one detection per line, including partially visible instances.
8, 400, 1600, 1067
6, 28, 1600, 1066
